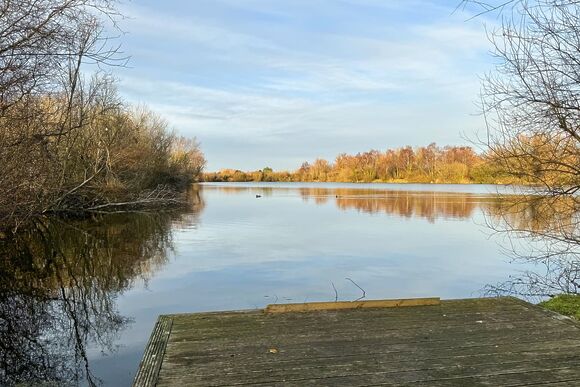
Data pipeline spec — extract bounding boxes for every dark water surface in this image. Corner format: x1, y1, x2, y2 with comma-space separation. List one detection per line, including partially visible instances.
1, 183, 554, 385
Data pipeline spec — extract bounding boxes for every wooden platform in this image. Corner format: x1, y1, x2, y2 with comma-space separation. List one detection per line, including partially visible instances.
134, 297, 580, 386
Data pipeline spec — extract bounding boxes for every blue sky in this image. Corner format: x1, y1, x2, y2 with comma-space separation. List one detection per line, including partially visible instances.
113, 0, 495, 171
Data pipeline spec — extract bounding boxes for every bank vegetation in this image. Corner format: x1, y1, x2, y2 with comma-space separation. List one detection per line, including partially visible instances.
0, 0, 205, 231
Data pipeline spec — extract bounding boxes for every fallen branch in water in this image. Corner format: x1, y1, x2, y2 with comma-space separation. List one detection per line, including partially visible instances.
87, 198, 182, 211
86, 186, 185, 211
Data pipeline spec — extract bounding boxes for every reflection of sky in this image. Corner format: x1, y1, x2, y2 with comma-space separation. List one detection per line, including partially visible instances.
89, 183, 531, 386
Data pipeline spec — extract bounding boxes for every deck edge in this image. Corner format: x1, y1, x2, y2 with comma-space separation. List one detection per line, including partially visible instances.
133, 315, 173, 387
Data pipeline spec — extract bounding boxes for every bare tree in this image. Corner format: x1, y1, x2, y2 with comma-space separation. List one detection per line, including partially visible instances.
0, 0, 121, 113
0, 0, 122, 227
478, 1, 579, 191
461, 1, 580, 268
456, 1, 580, 300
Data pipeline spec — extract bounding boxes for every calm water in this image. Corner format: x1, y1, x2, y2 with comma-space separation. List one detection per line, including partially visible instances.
0, 183, 553, 385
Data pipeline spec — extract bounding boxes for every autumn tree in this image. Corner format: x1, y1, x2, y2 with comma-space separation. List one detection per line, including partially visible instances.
311, 158, 331, 181
416, 143, 439, 181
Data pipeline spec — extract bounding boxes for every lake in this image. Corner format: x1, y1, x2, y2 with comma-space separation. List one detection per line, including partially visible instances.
0, 182, 553, 386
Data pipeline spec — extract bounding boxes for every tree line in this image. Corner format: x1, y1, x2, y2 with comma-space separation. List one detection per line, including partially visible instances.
203, 144, 509, 184
0, 0, 205, 231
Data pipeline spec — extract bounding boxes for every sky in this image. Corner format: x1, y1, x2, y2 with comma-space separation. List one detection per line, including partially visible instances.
112, 0, 496, 171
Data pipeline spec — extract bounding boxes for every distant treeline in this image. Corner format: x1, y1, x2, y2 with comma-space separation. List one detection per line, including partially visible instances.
203, 144, 510, 184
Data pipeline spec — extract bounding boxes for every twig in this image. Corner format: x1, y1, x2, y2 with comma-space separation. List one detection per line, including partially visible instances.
331, 281, 338, 302
345, 277, 366, 302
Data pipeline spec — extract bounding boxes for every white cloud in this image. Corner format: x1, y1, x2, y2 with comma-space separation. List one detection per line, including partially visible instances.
114, 1, 494, 170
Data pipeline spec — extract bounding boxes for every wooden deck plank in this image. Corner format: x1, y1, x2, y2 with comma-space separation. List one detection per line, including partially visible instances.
160, 339, 580, 371
161, 340, 580, 374
166, 317, 576, 344
164, 319, 579, 354
168, 308, 546, 331
156, 364, 580, 387
135, 297, 580, 386
158, 351, 580, 385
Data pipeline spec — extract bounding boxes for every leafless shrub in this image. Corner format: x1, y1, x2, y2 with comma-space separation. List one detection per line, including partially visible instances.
0, 0, 205, 231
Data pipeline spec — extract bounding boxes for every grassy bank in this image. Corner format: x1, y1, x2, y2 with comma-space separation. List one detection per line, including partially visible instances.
539, 295, 580, 320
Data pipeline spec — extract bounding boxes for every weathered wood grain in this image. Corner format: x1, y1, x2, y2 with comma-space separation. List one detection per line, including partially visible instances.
136, 297, 580, 386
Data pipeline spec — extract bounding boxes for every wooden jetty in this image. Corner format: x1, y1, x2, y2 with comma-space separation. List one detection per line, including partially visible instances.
134, 297, 580, 386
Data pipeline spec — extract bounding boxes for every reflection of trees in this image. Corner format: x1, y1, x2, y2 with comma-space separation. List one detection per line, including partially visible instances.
0, 190, 204, 386
210, 185, 276, 197
330, 190, 489, 222
483, 194, 579, 302
305, 188, 488, 221
486, 195, 579, 258
203, 185, 499, 222
484, 258, 580, 303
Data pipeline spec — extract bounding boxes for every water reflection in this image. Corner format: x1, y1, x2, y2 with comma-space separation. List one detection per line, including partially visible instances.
205, 185, 499, 222
0, 190, 203, 386
486, 195, 579, 241
330, 190, 489, 222
2, 183, 578, 386
206, 183, 580, 302
483, 194, 579, 302
484, 258, 580, 302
